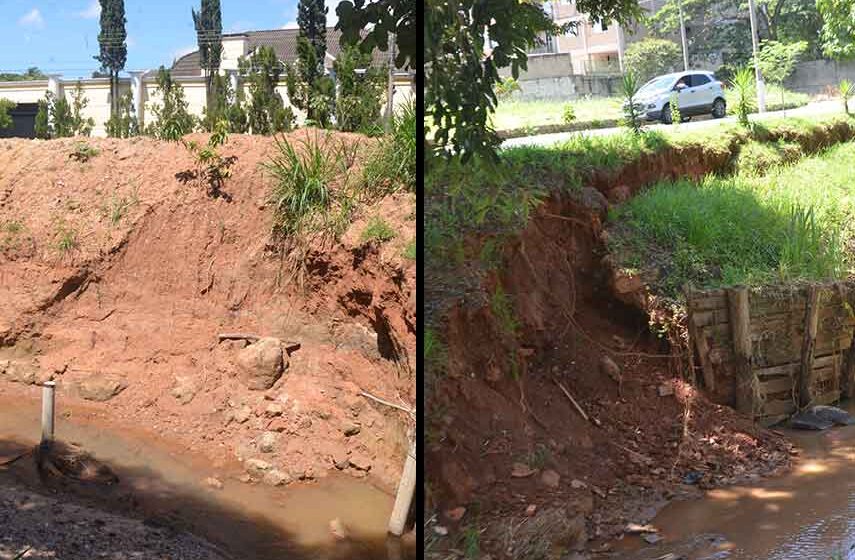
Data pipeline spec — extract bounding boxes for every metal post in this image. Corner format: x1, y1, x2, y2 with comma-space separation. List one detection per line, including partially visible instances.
41, 382, 56, 444
747, 0, 766, 112
616, 23, 626, 73
677, 0, 689, 71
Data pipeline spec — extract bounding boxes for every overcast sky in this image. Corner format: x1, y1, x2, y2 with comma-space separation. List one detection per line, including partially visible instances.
0, 0, 343, 78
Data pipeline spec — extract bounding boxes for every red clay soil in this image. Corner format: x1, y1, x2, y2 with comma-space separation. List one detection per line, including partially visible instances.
0, 132, 415, 493
425, 188, 794, 557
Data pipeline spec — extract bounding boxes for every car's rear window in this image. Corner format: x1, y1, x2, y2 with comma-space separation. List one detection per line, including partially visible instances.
690, 74, 711, 87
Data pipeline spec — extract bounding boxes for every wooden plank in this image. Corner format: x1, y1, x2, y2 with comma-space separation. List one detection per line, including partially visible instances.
693, 293, 727, 311
799, 285, 820, 409
813, 391, 840, 406
759, 376, 794, 395
728, 287, 754, 416
813, 366, 836, 383
755, 362, 799, 378
845, 337, 855, 399
700, 323, 731, 345
692, 309, 729, 328
762, 398, 796, 416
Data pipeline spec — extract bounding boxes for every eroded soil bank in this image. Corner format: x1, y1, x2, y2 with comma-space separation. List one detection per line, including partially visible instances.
0, 133, 416, 552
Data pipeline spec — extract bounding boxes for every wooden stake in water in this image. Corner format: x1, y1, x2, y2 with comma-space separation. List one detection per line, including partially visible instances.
41, 381, 56, 444
388, 436, 416, 536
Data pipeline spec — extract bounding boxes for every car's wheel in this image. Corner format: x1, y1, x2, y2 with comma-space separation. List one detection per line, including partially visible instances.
712, 98, 726, 119
660, 104, 672, 125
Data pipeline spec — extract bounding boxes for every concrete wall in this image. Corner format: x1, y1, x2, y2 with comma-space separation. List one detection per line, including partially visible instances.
785, 59, 855, 95
0, 71, 414, 137
500, 54, 620, 100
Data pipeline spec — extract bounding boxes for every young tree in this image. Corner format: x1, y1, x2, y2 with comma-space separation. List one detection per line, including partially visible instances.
239, 46, 295, 134
285, 37, 335, 126
202, 73, 248, 133
755, 40, 807, 104
624, 38, 682, 84
95, 0, 127, 123
146, 67, 197, 140
333, 45, 385, 132
192, 0, 223, 106
297, 0, 327, 77
106, 91, 139, 138
69, 82, 96, 136
34, 99, 49, 139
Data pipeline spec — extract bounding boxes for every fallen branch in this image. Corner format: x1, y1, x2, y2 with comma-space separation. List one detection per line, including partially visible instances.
552, 377, 589, 422
360, 391, 415, 420
13, 547, 31, 560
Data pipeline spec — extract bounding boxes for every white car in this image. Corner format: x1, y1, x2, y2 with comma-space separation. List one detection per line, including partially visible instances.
627, 70, 727, 124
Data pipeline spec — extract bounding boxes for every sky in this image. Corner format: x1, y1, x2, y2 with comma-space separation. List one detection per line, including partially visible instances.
0, 0, 343, 78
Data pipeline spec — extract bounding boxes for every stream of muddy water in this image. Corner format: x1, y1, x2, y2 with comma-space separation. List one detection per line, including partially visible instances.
615, 400, 855, 560
0, 395, 414, 560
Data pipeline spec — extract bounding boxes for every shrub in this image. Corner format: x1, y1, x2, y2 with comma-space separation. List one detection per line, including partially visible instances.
624, 38, 682, 84
242, 46, 295, 135
840, 79, 853, 114
730, 66, 756, 127
178, 120, 237, 199
202, 74, 249, 134
265, 131, 340, 238
69, 142, 99, 163
34, 99, 49, 139
562, 103, 576, 124
146, 66, 197, 141
362, 101, 416, 196
360, 216, 396, 244
669, 91, 681, 125
495, 77, 521, 100
404, 239, 416, 260
106, 91, 139, 138
0, 99, 13, 130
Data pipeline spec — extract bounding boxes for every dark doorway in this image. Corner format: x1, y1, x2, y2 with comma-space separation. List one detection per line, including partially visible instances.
0, 103, 38, 139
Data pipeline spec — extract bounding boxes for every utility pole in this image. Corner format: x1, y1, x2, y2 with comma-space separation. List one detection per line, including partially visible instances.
677, 0, 689, 70
747, 0, 766, 112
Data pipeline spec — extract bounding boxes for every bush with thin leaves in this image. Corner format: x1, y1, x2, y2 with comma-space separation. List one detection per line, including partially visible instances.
840, 79, 853, 114
730, 66, 756, 127
0, 99, 13, 130
361, 100, 416, 195
265, 131, 340, 238
621, 72, 643, 134
669, 91, 681, 126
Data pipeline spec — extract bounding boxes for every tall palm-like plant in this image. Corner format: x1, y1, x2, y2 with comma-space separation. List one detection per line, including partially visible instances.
839, 79, 853, 115
621, 71, 643, 134
729, 66, 756, 127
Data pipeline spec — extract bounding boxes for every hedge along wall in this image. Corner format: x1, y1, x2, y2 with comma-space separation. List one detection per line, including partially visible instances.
686, 282, 855, 426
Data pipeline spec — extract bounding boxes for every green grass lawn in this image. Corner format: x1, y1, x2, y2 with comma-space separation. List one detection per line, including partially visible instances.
610, 139, 855, 297
492, 86, 811, 132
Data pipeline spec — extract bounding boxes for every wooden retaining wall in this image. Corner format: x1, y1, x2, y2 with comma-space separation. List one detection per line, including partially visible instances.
686, 282, 855, 426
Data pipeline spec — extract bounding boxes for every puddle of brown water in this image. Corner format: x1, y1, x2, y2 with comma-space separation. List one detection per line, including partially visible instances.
615, 402, 855, 560
0, 395, 415, 560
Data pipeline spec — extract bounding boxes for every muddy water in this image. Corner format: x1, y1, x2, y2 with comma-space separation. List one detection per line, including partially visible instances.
618, 401, 855, 560
0, 396, 414, 560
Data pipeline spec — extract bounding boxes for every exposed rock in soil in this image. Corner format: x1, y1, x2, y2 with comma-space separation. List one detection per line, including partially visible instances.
236, 337, 286, 390
74, 374, 128, 402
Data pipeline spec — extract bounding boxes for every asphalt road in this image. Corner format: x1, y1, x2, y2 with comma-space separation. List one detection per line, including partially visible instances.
501, 99, 843, 149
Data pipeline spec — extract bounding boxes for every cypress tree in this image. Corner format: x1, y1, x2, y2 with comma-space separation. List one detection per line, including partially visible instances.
297, 0, 327, 84
192, 0, 223, 106
95, 0, 127, 122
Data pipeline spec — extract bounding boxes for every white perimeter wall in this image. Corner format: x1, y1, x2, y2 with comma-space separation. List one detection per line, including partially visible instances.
0, 72, 414, 137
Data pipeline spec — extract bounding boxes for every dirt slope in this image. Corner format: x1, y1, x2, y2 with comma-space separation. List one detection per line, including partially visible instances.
426, 184, 793, 557
0, 132, 416, 492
